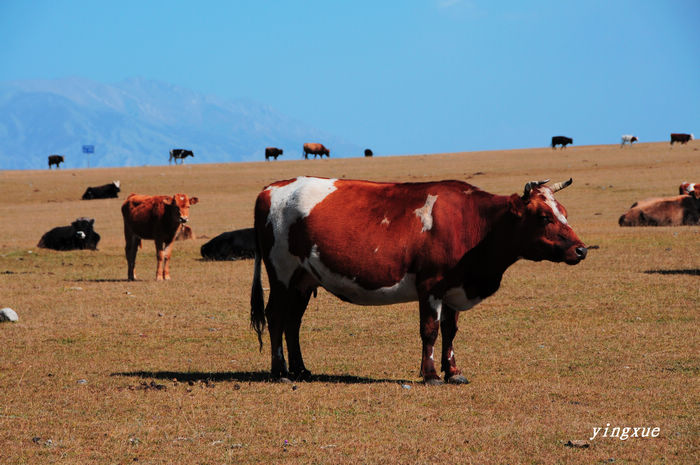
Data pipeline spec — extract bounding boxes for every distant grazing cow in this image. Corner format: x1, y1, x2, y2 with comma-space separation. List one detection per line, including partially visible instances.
200, 228, 255, 260
174, 224, 195, 241
670, 133, 694, 145
82, 181, 121, 200
551, 136, 573, 149
251, 176, 587, 383
169, 149, 194, 164
121, 193, 199, 280
621, 135, 638, 147
619, 195, 700, 226
48, 155, 64, 169
364, 149, 373, 157
38, 217, 100, 251
265, 147, 283, 161
679, 182, 699, 197
303, 143, 330, 159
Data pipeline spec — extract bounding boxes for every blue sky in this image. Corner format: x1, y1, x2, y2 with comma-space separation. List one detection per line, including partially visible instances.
2, 0, 698, 156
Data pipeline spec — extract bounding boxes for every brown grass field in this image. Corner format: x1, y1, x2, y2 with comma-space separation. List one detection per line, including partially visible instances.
0, 142, 698, 464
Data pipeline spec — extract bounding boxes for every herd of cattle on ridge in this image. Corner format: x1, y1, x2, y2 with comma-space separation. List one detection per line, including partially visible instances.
45, 133, 696, 168
34, 135, 698, 383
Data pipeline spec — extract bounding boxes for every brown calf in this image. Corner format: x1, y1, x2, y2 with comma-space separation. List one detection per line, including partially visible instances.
121, 193, 199, 280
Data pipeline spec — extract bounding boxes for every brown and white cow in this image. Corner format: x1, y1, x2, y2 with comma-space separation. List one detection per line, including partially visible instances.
250, 176, 587, 384
121, 194, 199, 280
303, 143, 330, 159
619, 195, 700, 226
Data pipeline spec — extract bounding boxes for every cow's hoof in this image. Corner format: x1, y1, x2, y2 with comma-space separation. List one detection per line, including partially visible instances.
291, 369, 312, 381
446, 374, 469, 385
274, 377, 293, 384
424, 378, 444, 386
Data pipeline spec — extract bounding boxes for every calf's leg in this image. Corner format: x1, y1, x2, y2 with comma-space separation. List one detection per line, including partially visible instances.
155, 240, 166, 280
162, 242, 174, 280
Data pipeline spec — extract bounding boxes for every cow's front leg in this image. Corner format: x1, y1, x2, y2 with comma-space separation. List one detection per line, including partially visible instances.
154, 240, 165, 280
162, 242, 174, 280
419, 297, 442, 385
125, 235, 139, 281
440, 305, 469, 384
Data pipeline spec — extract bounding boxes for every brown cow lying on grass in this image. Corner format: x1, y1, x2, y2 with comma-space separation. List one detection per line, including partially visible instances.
121, 193, 199, 280
619, 194, 700, 226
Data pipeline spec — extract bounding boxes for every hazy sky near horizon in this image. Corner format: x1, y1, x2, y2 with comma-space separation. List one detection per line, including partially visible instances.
2, 0, 698, 156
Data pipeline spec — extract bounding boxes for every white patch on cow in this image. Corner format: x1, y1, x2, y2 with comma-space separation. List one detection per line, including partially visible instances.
380, 216, 390, 226
374, 247, 379, 253
414, 194, 438, 232
448, 349, 455, 361
113, 180, 120, 188
543, 190, 568, 225
428, 295, 442, 322
429, 347, 435, 361
444, 286, 482, 312
303, 245, 418, 305
266, 177, 338, 287
76, 231, 86, 239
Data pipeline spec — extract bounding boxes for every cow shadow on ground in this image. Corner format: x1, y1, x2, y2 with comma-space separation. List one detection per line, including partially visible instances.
71, 278, 132, 283
644, 269, 700, 276
112, 370, 413, 385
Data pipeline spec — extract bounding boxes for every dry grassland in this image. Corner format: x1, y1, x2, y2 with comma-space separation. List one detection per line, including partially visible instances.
0, 142, 698, 464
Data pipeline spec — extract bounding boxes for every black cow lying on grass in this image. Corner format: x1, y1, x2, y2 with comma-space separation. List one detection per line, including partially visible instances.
200, 228, 255, 260
37, 218, 101, 250
82, 181, 120, 200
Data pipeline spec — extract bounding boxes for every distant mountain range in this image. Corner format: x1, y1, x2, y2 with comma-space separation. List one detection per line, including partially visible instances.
0, 77, 361, 169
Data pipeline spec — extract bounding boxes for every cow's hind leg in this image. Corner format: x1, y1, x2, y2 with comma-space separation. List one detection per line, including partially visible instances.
419, 297, 442, 385
265, 284, 290, 380
440, 306, 469, 384
283, 285, 313, 381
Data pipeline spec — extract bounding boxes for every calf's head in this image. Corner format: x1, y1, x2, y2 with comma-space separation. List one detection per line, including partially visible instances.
509, 179, 587, 265
163, 194, 199, 224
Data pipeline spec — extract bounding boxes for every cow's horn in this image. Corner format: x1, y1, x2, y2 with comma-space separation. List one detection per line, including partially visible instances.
523, 179, 550, 198
550, 178, 573, 193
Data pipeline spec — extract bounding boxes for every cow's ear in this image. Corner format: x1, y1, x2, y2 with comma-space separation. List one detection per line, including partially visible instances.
508, 194, 524, 218
189, 197, 199, 205
89, 219, 95, 225
162, 196, 174, 205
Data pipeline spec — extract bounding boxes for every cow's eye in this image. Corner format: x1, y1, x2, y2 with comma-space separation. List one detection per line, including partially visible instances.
539, 214, 552, 225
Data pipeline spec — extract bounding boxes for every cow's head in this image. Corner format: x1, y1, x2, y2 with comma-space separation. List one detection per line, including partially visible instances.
71, 217, 100, 249
163, 194, 199, 224
508, 179, 587, 265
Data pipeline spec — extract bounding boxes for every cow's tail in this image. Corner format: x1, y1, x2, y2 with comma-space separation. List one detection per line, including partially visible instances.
250, 232, 266, 352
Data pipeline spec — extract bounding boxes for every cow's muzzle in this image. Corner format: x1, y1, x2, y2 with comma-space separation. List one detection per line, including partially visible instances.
564, 245, 587, 264
179, 217, 189, 224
